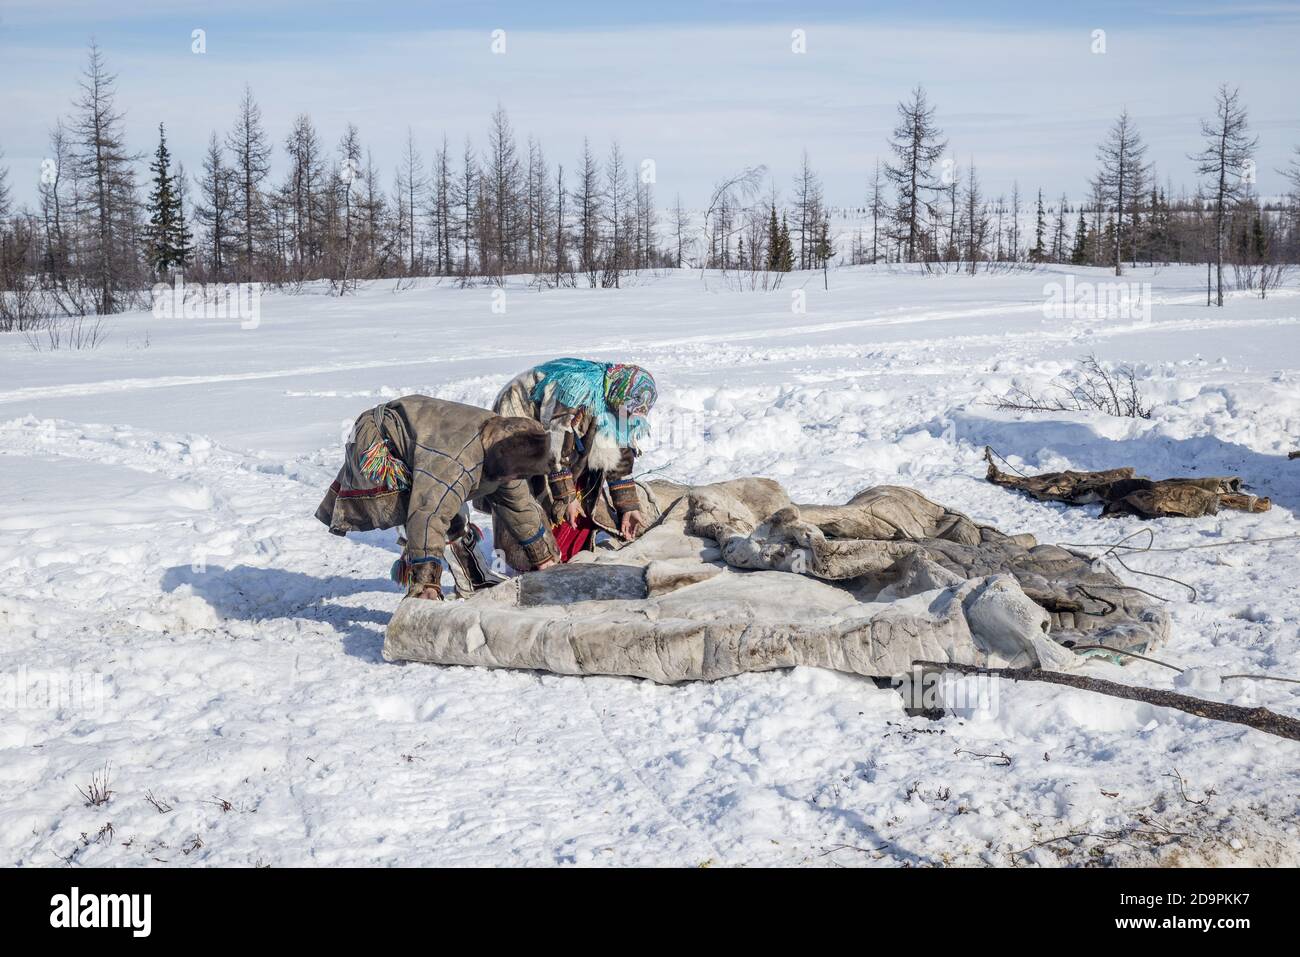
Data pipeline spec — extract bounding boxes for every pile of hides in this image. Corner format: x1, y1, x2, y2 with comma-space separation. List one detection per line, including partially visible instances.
984, 448, 1270, 518
383, 477, 1169, 684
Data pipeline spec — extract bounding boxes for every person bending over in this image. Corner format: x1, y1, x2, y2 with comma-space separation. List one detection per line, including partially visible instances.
316, 395, 558, 599
492, 358, 657, 566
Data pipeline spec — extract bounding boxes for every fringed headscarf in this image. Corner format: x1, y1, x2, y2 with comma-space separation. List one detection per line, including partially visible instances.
530, 357, 657, 445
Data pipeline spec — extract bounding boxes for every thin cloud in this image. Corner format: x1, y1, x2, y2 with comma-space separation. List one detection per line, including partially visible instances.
1, 16, 1296, 209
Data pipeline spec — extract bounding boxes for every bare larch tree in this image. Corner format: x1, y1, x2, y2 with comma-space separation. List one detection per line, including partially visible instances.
70, 42, 140, 314
1091, 109, 1149, 277
1191, 85, 1257, 306
884, 85, 947, 263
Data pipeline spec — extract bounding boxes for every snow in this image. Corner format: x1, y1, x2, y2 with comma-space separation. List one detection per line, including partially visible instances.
2, 263, 1299, 866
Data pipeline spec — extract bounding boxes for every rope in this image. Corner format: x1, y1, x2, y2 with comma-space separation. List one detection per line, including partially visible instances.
1071, 646, 1300, 686
1059, 526, 1156, 556
1070, 644, 1183, 672
1221, 673, 1300, 686
1060, 528, 1198, 601
1074, 585, 1117, 615
1108, 555, 1198, 602
1060, 529, 1300, 555
1060, 527, 1300, 604
984, 445, 1030, 477
634, 462, 678, 479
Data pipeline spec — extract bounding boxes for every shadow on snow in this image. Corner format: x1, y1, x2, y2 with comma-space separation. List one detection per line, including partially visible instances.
952, 413, 1300, 514
160, 563, 397, 662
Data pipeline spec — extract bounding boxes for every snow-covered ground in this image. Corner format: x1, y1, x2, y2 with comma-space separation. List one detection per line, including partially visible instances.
2, 263, 1299, 867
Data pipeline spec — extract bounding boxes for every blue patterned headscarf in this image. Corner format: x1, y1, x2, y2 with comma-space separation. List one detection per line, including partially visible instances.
530, 358, 657, 445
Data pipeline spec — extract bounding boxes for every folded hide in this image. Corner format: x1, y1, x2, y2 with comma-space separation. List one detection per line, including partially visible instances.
383, 477, 1169, 682
983, 447, 1270, 518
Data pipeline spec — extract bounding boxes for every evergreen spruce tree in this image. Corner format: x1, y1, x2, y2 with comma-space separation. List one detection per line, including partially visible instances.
146, 123, 192, 275
777, 214, 794, 272
1069, 208, 1089, 265
766, 203, 782, 271
1029, 189, 1047, 262
1250, 207, 1267, 263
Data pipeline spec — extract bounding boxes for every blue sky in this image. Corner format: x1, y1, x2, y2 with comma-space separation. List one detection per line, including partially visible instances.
2, 1, 1298, 209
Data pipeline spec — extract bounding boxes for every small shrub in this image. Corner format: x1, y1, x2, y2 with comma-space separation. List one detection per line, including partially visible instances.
988, 354, 1151, 419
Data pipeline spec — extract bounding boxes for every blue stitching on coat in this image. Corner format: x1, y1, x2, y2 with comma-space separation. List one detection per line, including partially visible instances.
417, 433, 486, 552
517, 527, 547, 546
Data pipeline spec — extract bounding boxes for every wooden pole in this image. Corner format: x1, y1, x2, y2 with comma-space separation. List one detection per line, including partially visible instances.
913, 660, 1300, 742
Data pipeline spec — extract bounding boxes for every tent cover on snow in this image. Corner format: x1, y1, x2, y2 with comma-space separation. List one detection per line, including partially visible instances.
383, 478, 1169, 684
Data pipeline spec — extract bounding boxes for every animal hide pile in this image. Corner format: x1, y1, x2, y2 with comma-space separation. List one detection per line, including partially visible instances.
384, 477, 1169, 683
984, 447, 1270, 518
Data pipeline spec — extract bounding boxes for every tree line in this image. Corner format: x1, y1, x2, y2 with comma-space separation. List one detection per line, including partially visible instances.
2, 47, 1299, 330
0, 44, 675, 328
841, 85, 1299, 304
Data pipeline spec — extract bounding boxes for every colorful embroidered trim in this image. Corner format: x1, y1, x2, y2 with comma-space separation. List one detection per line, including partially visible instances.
608, 476, 639, 512
390, 557, 411, 586
359, 439, 411, 492
549, 468, 577, 501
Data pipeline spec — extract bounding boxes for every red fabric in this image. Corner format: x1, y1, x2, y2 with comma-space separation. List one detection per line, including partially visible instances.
552, 515, 594, 562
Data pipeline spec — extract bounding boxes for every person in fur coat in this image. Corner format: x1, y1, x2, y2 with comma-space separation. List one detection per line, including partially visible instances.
492, 358, 657, 566
316, 395, 558, 599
